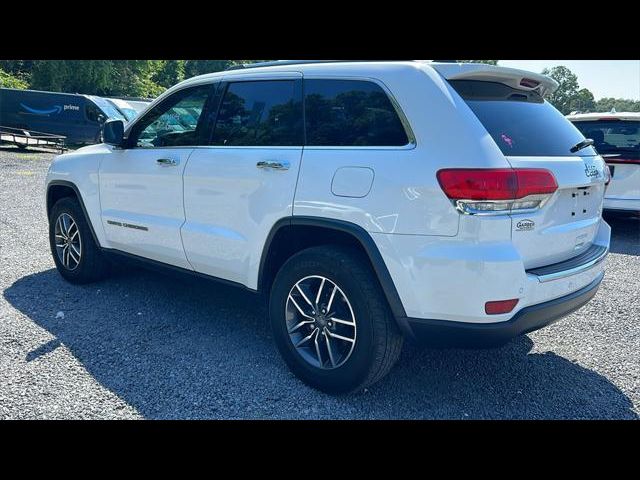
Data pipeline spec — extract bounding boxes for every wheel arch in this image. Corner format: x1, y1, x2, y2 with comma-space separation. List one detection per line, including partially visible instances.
258, 217, 409, 329
47, 180, 100, 246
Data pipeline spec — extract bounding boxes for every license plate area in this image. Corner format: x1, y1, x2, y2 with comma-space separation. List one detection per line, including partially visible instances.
555, 187, 598, 222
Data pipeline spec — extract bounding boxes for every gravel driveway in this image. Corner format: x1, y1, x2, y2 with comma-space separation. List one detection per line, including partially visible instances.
1, 146, 638, 419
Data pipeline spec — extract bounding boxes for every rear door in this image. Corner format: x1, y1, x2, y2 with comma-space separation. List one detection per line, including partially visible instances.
182, 74, 304, 288
452, 80, 607, 269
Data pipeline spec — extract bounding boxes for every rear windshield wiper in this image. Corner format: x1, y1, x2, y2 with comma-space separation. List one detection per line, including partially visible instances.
570, 139, 595, 153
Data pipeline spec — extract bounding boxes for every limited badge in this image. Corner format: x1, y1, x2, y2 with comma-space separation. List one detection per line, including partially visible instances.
516, 219, 535, 232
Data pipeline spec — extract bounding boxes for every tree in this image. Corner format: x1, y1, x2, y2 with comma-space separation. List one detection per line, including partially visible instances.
154, 60, 186, 88
0, 68, 28, 89
542, 65, 598, 115
596, 97, 640, 113
459, 60, 499, 65
570, 88, 596, 113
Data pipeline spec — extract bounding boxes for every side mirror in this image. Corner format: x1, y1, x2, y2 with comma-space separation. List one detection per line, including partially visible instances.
103, 119, 125, 146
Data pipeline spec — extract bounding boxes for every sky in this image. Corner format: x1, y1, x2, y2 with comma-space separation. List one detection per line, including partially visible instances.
499, 60, 640, 101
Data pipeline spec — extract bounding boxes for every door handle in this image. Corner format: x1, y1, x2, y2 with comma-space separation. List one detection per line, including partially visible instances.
257, 161, 290, 171
157, 158, 179, 167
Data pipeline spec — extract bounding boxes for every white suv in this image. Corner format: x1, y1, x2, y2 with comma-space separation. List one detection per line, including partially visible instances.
568, 112, 640, 213
45, 61, 611, 393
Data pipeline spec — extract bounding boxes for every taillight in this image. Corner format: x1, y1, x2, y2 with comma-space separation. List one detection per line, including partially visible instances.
437, 168, 558, 215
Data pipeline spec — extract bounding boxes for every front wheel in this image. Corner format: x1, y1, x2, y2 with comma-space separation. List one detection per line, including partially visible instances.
269, 245, 403, 394
49, 197, 111, 284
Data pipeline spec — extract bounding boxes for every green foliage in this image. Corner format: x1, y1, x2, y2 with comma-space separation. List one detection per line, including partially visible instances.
595, 97, 640, 113
2, 60, 637, 113
570, 88, 596, 113
459, 60, 499, 65
0, 68, 28, 89
153, 60, 186, 88
542, 66, 583, 115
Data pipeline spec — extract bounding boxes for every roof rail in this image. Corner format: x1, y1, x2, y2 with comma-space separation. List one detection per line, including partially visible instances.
225, 60, 408, 71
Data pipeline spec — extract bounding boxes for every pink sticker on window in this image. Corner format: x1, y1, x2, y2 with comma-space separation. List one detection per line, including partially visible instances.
501, 134, 514, 149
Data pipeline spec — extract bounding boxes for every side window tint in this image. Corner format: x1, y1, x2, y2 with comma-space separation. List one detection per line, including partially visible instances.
212, 80, 303, 147
86, 103, 101, 123
304, 79, 409, 147
132, 85, 212, 148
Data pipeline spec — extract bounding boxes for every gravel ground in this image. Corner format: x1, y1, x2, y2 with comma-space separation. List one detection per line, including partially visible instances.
1, 145, 638, 420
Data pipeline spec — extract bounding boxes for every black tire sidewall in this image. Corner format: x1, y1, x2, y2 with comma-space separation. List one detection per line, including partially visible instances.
49, 197, 102, 284
270, 248, 382, 393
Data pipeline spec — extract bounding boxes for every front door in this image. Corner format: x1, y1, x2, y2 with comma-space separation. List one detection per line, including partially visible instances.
99, 83, 215, 269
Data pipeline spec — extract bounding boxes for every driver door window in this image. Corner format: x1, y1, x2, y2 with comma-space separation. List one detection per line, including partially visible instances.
130, 84, 213, 148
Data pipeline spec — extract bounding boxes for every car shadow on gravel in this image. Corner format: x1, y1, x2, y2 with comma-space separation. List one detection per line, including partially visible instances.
5, 267, 637, 420
605, 212, 640, 256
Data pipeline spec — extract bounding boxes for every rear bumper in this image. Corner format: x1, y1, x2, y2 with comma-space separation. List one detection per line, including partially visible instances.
404, 272, 604, 348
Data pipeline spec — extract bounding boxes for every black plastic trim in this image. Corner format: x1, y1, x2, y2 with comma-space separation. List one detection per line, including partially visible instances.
102, 248, 259, 294
527, 244, 607, 278
404, 272, 604, 348
258, 216, 409, 325
46, 180, 100, 246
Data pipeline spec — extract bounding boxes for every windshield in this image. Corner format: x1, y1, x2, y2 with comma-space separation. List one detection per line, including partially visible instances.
89, 97, 127, 121
572, 120, 640, 157
119, 108, 138, 122
451, 80, 597, 157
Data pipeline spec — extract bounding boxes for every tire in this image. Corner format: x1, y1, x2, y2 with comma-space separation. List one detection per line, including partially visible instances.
49, 197, 111, 284
269, 245, 403, 394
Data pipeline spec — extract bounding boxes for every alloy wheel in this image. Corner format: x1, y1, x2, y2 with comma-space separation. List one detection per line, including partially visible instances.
54, 213, 82, 271
285, 276, 357, 370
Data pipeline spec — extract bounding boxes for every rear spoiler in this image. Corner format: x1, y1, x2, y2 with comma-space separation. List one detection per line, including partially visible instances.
429, 63, 559, 97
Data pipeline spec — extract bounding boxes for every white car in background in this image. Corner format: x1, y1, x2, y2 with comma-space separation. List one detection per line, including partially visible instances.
105, 98, 140, 122
568, 112, 640, 213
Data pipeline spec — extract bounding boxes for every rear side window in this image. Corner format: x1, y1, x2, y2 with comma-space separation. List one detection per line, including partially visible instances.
304, 79, 409, 147
572, 120, 640, 157
211, 80, 303, 147
451, 80, 597, 157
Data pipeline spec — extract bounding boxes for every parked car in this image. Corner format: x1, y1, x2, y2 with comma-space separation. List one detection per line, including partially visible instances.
124, 99, 152, 114
568, 112, 640, 213
44, 61, 611, 393
105, 98, 140, 122
0, 88, 127, 145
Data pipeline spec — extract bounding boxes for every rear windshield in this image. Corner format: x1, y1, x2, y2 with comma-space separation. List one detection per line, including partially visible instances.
451, 80, 597, 157
571, 120, 640, 158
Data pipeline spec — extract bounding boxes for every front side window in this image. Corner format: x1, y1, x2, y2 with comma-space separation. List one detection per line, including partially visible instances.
130, 84, 212, 148
212, 80, 303, 147
304, 79, 409, 147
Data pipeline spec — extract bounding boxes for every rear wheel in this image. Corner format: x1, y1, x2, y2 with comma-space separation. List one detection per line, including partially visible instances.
49, 197, 111, 284
269, 245, 403, 394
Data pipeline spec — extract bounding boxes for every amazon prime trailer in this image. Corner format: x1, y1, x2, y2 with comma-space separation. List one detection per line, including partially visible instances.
0, 88, 127, 145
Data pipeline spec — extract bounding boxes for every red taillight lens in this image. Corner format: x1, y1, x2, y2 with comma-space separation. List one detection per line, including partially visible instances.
437, 169, 558, 201
485, 299, 519, 315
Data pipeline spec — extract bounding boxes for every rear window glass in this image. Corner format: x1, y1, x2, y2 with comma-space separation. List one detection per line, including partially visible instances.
304, 79, 409, 147
451, 80, 597, 157
572, 120, 640, 157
